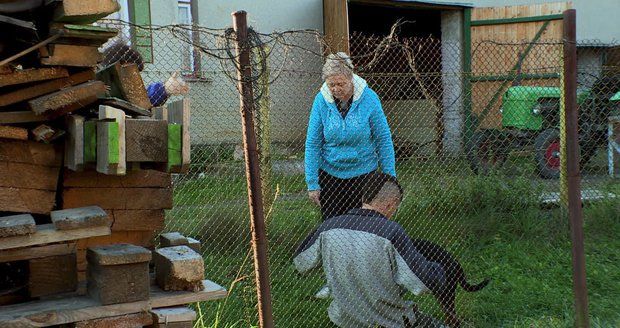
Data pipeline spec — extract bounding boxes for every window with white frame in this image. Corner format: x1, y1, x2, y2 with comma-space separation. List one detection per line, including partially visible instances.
178, 0, 196, 75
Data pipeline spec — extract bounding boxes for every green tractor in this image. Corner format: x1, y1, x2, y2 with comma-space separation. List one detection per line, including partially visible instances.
467, 75, 620, 179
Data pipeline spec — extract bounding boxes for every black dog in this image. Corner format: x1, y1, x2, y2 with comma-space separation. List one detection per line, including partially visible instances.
411, 239, 490, 328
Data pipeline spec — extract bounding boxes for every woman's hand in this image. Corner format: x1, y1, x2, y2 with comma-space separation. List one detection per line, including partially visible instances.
308, 190, 321, 206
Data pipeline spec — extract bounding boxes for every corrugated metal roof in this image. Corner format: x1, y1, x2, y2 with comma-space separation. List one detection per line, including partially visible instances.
390, 0, 473, 8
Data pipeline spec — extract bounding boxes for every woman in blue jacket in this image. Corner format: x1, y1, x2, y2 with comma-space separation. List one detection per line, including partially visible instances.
305, 52, 396, 220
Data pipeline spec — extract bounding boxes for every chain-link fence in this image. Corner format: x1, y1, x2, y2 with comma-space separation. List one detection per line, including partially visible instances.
98, 18, 620, 328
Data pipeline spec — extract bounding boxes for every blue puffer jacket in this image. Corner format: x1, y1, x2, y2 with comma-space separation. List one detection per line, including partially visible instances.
305, 74, 396, 191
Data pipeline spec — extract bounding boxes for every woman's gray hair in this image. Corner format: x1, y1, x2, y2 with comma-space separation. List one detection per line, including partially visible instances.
322, 52, 354, 80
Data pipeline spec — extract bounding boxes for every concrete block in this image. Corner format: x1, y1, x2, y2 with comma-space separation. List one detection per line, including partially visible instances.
153, 246, 204, 292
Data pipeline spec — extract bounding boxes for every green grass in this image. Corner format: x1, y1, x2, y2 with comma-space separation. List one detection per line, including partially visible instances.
166, 158, 620, 328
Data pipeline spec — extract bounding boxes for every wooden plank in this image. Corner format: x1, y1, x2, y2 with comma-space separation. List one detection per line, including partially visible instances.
0, 111, 47, 124
0, 187, 56, 214
65, 115, 85, 171
51, 206, 109, 230
97, 106, 126, 175
167, 124, 182, 172
49, 24, 118, 47
99, 97, 151, 117
29, 254, 78, 298
0, 140, 61, 166
0, 69, 95, 107
0, 224, 111, 251
0, 280, 226, 327
63, 169, 171, 188
52, 0, 120, 24
76, 231, 156, 252
125, 119, 168, 162
166, 99, 190, 173
0, 214, 36, 238
0, 67, 68, 88
62, 188, 173, 210
40, 44, 102, 67
71, 312, 153, 328
83, 121, 97, 163
28, 81, 106, 116
109, 210, 165, 232
0, 125, 28, 140
96, 63, 152, 110
0, 162, 60, 190
0, 243, 76, 263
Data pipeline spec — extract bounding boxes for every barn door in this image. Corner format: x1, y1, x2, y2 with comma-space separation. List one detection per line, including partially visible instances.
464, 2, 571, 131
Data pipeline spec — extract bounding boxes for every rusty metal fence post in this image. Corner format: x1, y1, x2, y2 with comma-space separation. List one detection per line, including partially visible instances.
232, 10, 275, 328
562, 9, 590, 328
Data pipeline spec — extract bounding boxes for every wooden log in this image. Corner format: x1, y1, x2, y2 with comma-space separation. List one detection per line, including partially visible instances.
40, 44, 102, 67
0, 69, 95, 107
62, 188, 173, 210
0, 187, 55, 214
125, 119, 168, 162
0, 224, 111, 251
28, 81, 106, 116
71, 312, 153, 328
0, 243, 76, 263
97, 106, 126, 175
0, 140, 62, 166
96, 63, 152, 110
65, 115, 85, 171
0, 111, 47, 124
52, 0, 120, 24
0, 162, 60, 190
109, 210, 165, 232
51, 206, 110, 230
0, 67, 68, 88
166, 99, 190, 173
29, 254, 78, 298
0, 280, 226, 327
0, 214, 36, 238
0, 125, 28, 140
63, 169, 171, 188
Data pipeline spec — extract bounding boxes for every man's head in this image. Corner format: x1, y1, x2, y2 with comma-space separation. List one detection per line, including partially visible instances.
361, 173, 403, 219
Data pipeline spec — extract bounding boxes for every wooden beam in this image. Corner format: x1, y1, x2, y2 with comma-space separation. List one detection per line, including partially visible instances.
28, 81, 106, 116
29, 254, 78, 298
109, 209, 165, 232
65, 115, 85, 171
40, 44, 103, 67
166, 99, 190, 173
99, 97, 151, 117
52, 0, 121, 24
125, 119, 168, 162
96, 63, 152, 110
0, 280, 226, 327
0, 243, 76, 263
0, 69, 95, 107
0, 224, 111, 251
0, 162, 60, 190
62, 188, 173, 210
97, 106, 126, 175
83, 121, 97, 163
470, 14, 564, 26
323, 0, 349, 54
72, 312, 153, 328
63, 169, 171, 188
0, 126, 28, 140
0, 188, 56, 214
0, 67, 68, 88
0, 111, 47, 124
0, 140, 62, 166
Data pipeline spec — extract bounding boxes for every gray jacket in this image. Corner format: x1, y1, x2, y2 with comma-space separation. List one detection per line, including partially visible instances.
294, 209, 446, 328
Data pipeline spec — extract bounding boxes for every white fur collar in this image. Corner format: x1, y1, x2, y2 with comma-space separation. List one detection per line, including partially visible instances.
320, 74, 367, 104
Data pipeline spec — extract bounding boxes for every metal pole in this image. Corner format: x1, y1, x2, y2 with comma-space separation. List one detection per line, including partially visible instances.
562, 9, 589, 328
231, 10, 275, 328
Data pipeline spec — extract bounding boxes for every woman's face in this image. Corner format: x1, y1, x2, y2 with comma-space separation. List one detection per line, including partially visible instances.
326, 74, 353, 101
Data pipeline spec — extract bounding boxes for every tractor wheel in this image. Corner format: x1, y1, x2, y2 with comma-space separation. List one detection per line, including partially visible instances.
534, 128, 561, 179
467, 131, 508, 175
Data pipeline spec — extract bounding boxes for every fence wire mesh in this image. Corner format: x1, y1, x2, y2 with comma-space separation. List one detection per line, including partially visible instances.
98, 20, 620, 328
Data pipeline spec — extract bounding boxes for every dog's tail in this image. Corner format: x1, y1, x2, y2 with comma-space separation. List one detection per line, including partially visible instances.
459, 277, 490, 292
